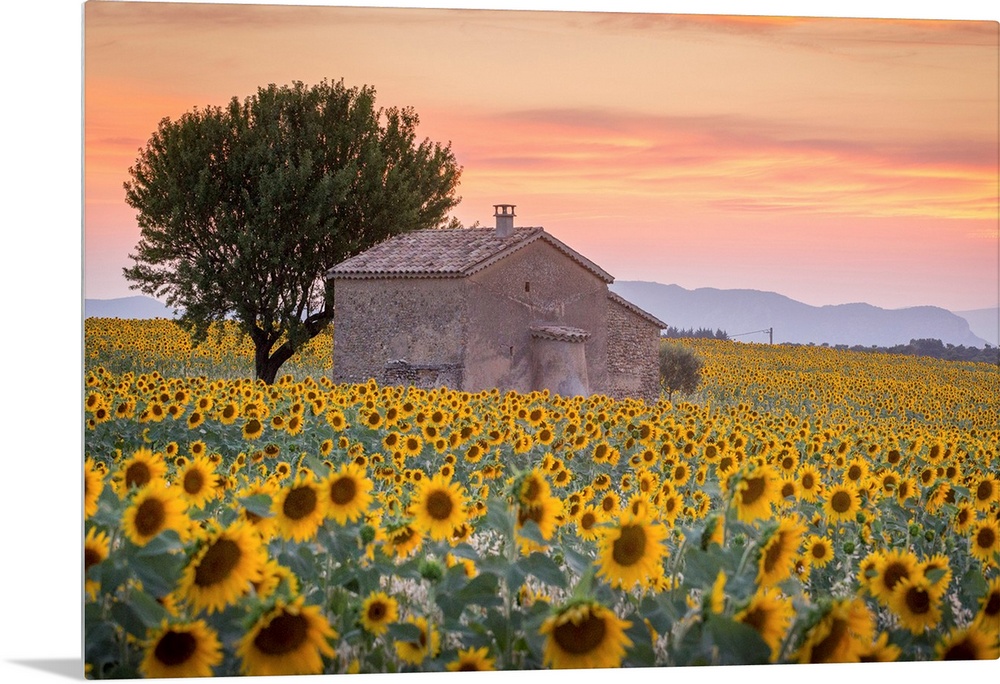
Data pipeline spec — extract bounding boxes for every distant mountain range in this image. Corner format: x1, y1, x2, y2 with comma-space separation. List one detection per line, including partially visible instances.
85, 296, 179, 320
610, 281, 994, 348
86, 287, 997, 349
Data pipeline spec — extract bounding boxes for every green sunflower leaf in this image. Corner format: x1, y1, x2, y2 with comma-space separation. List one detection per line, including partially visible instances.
386, 622, 423, 642
238, 494, 274, 518
520, 552, 567, 588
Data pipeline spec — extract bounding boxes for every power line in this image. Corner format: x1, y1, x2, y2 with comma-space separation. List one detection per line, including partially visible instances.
731, 327, 773, 344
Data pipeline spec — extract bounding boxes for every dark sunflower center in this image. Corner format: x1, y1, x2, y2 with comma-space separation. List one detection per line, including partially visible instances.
245, 419, 262, 435
904, 586, 931, 615
811, 544, 827, 560
883, 562, 909, 592
367, 602, 386, 621
741, 476, 766, 506
194, 538, 241, 587
253, 613, 308, 655
125, 462, 151, 488
552, 612, 607, 655
329, 477, 357, 505
523, 479, 541, 502
740, 606, 766, 633
458, 662, 481, 671
426, 491, 454, 520
612, 524, 647, 566
84, 546, 103, 571
830, 491, 852, 513
977, 481, 994, 502
984, 591, 1000, 617
762, 534, 785, 574
154, 630, 197, 667
580, 512, 596, 530
781, 482, 795, 498
184, 470, 205, 495
781, 457, 794, 470
847, 465, 862, 480
283, 487, 318, 521
809, 617, 847, 663
802, 473, 814, 489
392, 527, 415, 545
942, 639, 977, 660
976, 527, 996, 549
134, 498, 166, 537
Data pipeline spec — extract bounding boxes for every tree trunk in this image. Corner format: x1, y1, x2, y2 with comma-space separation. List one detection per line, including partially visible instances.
254, 342, 296, 384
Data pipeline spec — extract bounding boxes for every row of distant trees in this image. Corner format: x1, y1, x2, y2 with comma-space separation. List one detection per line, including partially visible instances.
827, 338, 998, 365
662, 326, 729, 340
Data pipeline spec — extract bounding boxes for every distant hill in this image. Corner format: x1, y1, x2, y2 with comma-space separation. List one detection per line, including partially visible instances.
85, 296, 179, 319
610, 281, 989, 348
954, 307, 999, 347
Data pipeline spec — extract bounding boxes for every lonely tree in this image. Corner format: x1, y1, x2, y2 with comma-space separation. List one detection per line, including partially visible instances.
124, 79, 461, 383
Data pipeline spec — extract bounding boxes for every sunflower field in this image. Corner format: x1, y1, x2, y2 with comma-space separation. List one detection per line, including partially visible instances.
83, 319, 1000, 678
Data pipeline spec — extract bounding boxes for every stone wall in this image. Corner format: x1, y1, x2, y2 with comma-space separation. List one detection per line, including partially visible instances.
464, 239, 609, 394
606, 298, 662, 403
331, 278, 466, 386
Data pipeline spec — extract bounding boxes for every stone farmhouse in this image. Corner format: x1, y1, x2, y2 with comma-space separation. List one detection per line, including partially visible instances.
325, 205, 667, 402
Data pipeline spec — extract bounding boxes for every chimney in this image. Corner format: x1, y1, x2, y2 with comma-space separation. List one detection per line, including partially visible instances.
493, 204, 516, 238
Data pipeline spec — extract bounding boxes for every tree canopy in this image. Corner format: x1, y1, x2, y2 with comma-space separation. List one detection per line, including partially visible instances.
124, 79, 462, 383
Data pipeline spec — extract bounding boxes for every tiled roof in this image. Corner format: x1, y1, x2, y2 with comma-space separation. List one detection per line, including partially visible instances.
326, 227, 614, 283
529, 325, 591, 343
607, 291, 668, 330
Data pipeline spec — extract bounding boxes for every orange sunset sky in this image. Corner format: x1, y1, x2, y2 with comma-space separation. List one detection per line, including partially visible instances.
83, 0, 999, 312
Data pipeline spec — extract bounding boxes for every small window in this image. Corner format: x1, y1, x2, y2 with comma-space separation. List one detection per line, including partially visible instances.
524, 281, 531, 293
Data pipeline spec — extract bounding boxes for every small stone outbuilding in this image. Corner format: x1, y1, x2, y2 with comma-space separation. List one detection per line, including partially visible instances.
326, 205, 666, 402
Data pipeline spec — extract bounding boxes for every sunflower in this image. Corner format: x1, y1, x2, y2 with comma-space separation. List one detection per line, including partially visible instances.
410, 474, 469, 541
756, 517, 806, 587
139, 619, 222, 678
383, 523, 424, 560
322, 463, 374, 525
175, 455, 219, 508
84, 458, 104, 519
394, 615, 440, 666
122, 479, 189, 547
919, 552, 953, 592
804, 534, 834, 568
447, 646, 496, 671
858, 632, 901, 662
973, 475, 999, 511
823, 482, 861, 523
576, 505, 604, 542
969, 520, 999, 564
242, 418, 265, 441
868, 548, 920, 605
934, 623, 1000, 660
889, 575, 943, 634
954, 503, 979, 535
236, 479, 279, 540
730, 464, 779, 523
252, 558, 299, 601
116, 447, 167, 495
974, 576, 1000, 633
595, 511, 668, 590
237, 595, 337, 676
735, 586, 794, 661
178, 520, 267, 614
359, 591, 398, 636
797, 597, 874, 663
272, 475, 328, 542
84, 526, 110, 600
540, 600, 633, 669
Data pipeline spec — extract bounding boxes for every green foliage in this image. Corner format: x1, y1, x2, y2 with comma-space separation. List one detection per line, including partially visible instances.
123, 79, 462, 383
658, 341, 704, 400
